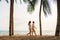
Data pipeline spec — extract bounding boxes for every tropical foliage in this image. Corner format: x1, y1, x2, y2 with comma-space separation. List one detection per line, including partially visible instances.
43, 0, 51, 15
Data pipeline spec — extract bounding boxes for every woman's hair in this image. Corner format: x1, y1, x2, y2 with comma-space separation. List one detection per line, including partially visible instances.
28, 21, 31, 25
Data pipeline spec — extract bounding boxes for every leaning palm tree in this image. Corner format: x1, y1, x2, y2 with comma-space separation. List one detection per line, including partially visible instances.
55, 0, 60, 36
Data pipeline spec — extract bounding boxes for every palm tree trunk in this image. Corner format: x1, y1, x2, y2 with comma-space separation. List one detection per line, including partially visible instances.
39, 0, 42, 36
9, 0, 14, 36
55, 0, 60, 36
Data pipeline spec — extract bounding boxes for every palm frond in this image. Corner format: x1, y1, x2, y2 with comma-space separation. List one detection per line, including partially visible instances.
43, 0, 51, 16
27, 0, 38, 13
23, 0, 28, 3
27, 4, 34, 12
5, 0, 9, 3
15, 0, 17, 3
0, 0, 1, 1
20, 0, 22, 4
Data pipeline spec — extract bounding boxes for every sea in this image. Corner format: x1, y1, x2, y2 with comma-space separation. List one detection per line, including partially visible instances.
0, 30, 55, 36
0, 31, 28, 36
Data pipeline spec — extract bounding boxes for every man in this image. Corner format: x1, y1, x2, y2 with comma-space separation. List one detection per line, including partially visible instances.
31, 21, 37, 36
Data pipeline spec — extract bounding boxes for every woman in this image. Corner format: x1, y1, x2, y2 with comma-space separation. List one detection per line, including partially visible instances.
27, 21, 32, 36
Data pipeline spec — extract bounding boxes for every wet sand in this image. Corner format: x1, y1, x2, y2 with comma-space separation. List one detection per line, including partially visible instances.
0, 35, 60, 40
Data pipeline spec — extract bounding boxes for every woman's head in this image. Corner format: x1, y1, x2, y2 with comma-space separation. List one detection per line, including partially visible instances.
29, 21, 31, 23
28, 21, 31, 25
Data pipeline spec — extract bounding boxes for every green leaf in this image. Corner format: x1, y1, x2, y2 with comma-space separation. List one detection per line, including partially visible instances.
0, 0, 1, 1
27, 4, 34, 12
5, 0, 9, 3
23, 0, 28, 3
43, 0, 51, 16
15, 0, 17, 3
27, 0, 38, 13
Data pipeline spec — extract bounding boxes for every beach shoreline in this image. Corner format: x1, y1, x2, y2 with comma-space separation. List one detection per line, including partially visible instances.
0, 35, 60, 40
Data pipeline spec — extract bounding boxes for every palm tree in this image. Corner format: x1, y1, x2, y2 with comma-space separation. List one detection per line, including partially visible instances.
9, 0, 14, 36
55, 0, 60, 36
0, 0, 13, 36
0, 0, 22, 36
0, 0, 14, 36
26, 0, 51, 36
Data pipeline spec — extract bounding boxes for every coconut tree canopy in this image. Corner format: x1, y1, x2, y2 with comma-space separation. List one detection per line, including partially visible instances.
23, 0, 51, 15
23, 0, 38, 12
0, 0, 51, 15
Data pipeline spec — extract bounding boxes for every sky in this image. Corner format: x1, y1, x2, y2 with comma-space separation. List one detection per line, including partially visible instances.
0, 0, 57, 35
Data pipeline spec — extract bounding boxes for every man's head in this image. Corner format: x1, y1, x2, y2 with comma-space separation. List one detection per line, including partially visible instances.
33, 21, 34, 24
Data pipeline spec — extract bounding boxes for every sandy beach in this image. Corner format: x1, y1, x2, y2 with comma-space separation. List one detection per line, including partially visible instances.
0, 35, 60, 40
